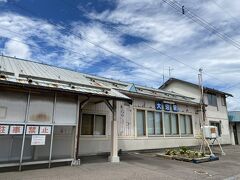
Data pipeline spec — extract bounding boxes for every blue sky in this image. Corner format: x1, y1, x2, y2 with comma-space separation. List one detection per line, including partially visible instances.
0, 0, 240, 110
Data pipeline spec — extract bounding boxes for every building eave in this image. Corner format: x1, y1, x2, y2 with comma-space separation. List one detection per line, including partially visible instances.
159, 78, 233, 97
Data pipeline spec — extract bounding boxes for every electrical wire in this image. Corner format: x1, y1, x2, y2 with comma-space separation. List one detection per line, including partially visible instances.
0, 28, 165, 84
61, 0, 233, 86
164, 0, 240, 50
8, 0, 240, 92
211, 0, 240, 26
9, 1, 167, 81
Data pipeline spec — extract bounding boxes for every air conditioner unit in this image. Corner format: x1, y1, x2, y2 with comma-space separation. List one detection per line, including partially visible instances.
203, 126, 219, 139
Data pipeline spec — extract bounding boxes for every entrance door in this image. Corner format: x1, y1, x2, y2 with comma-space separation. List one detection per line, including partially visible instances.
233, 123, 239, 145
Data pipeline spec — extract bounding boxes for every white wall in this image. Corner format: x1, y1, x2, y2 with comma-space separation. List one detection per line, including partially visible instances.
79, 97, 201, 155
162, 81, 231, 144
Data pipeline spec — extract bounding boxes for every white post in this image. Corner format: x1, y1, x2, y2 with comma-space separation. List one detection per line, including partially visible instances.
108, 100, 120, 163
230, 123, 236, 145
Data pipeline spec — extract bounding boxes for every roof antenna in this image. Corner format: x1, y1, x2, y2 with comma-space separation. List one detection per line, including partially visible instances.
182, 5, 185, 14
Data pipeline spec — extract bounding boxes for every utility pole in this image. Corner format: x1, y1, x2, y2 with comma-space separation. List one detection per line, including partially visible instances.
162, 66, 174, 84
198, 68, 205, 125
162, 65, 165, 84
168, 67, 174, 78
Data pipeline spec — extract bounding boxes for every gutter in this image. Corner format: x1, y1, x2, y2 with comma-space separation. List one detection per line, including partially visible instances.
119, 90, 199, 106
0, 79, 132, 104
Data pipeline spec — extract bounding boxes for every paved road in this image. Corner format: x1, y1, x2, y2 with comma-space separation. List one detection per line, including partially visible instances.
0, 145, 240, 180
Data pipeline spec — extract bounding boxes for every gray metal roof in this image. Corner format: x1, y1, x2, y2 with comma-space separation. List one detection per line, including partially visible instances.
160, 78, 233, 97
0, 55, 197, 104
228, 111, 240, 122
0, 55, 130, 101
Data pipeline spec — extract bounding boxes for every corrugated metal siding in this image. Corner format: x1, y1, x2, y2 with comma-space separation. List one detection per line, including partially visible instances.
0, 56, 130, 100
0, 55, 197, 104
228, 111, 240, 122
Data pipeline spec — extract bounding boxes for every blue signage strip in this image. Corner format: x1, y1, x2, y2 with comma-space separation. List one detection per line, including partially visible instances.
155, 102, 178, 112
172, 104, 178, 112
155, 102, 162, 110
164, 103, 171, 111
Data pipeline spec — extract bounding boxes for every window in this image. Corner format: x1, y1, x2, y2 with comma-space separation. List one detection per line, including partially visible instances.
207, 93, 217, 107
155, 112, 163, 135
221, 96, 226, 106
180, 115, 193, 135
147, 111, 163, 136
171, 114, 179, 135
81, 114, 106, 135
95, 115, 106, 135
164, 113, 171, 135
136, 110, 146, 136
210, 121, 221, 137
164, 113, 179, 135
147, 111, 154, 135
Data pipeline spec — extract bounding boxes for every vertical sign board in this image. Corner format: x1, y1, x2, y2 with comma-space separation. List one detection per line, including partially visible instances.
31, 135, 46, 145
0, 125, 9, 134
155, 102, 162, 110
164, 103, 171, 111
26, 126, 39, 135
39, 126, 51, 135
9, 125, 24, 135
172, 104, 178, 112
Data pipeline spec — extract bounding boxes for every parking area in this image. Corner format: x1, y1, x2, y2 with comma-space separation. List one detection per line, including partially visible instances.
0, 145, 240, 180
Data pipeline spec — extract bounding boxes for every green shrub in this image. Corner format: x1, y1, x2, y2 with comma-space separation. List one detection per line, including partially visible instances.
165, 149, 171, 155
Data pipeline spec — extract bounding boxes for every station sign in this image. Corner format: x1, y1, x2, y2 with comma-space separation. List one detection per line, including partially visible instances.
172, 104, 178, 112
155, 102, 162, 110
155, 101, 178, 112
39, 126, 51, 135
0, 124, 52, 135
0, 125, 9, 135
26, 126, 39, 135
9, 125, 24, 135
164, 103, 171, 111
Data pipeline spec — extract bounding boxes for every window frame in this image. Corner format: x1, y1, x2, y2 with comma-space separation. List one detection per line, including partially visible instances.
164, 112, 180, 136
135, 108, 193, 138
147, 111, 163, 136
179, 114, 193, 136
80, 113, 107, 137
136, 109, 146, 137
207, 93, 218, 107
221, 96, 226, 106
210, 121, 222, 137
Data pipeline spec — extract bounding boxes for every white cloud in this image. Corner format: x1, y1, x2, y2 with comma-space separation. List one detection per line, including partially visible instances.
4, 38, 31, 59
1, 0, 240, 110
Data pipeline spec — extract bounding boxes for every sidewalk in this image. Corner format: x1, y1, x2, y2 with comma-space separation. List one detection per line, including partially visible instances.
0, 145, 240, 180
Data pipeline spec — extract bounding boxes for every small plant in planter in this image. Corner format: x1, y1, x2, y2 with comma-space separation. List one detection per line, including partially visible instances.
171, 149, 178, 156
165, 149, 178, 156
179, 146, 189, 156
165, 149, 171, 156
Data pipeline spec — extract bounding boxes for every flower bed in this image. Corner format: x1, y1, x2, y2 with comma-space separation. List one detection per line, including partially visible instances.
156, 147, 219, 164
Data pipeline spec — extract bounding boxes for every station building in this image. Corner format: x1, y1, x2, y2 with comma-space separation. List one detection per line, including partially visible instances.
160, 78, 233, 144
0, 56, 232, 169
228, 111, 240, 145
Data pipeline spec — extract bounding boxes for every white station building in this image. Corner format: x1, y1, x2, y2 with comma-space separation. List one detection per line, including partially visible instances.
0, 56, 232, 169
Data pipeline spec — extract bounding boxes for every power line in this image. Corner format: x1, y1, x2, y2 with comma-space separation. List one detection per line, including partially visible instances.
163, 0, 240, 50
9, 1, 239, 91
211, 0, 240, 25
61, 0, 233, 86
0, 27, 167, 85
220, 81, 240, 91
10, 1, 167, 81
